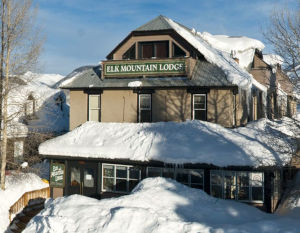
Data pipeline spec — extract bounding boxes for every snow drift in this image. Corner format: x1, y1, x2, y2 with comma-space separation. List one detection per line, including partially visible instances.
24, 177, 300, 233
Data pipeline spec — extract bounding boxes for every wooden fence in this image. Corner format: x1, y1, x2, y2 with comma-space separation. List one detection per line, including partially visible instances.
9, 186, 50, 222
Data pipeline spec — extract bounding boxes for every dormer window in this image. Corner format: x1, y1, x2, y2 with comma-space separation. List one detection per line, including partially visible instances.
138, 41, 169, 59
173, 42, 186, 57
25, 94, 35, 117
122, 44, 136, 60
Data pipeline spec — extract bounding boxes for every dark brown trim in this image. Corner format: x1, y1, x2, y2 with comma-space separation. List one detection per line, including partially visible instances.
106, 29, 206, 61
187, 87, 210, 94
84, 89, 103, 94
65, 86, 238, 91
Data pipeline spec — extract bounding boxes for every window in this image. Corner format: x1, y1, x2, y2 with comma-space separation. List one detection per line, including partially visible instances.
24, 94, 35, 117
146, 167, 204, 190
139, 41, 169, 59
88, 94, 101, 121
55, 95, 64, 111
139, 94, 151, 122
210, 170, 264, 203
173, 42, 186, 57
123, 44, 136, 60
193, 94, 206, 121
102, 164, 141, 193
14, 141, 24, 162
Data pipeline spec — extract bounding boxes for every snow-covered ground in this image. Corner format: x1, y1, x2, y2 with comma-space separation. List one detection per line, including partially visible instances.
24, 177, 300, 233
39, 117, 299, 167
0, 172, 48, 233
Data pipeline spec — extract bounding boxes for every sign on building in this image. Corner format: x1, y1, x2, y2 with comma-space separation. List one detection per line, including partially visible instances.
50, 162, 65, 187
102, 59, 186, 77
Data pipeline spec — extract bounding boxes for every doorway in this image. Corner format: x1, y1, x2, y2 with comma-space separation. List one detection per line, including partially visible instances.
68, 161, 98, 197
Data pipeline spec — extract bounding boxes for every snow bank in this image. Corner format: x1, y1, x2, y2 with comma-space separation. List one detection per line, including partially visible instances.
24, 177, 300, 233
39, 118, 298, 167
0, 172, 48, 233
165, 17, 253, 89
201, 31, 264, 70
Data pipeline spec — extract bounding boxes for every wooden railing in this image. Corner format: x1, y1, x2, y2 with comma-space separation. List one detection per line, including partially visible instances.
9, 186, 50, 222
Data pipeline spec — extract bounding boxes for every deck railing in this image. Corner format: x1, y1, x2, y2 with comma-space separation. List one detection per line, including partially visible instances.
9, 186, 50, 222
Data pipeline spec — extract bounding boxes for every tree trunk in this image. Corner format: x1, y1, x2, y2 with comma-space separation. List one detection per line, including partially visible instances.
1, 0, 10, 190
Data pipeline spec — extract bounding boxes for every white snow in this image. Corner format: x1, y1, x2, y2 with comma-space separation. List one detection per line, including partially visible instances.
7, 72, 69, 137
263, 54, 284, 67
39, 117, 299, 167
165, 17, 254, 89
0, 172, 49, 233
201, 31, 265, 70
277, 171, 300, 218
128, 81, 142, 87
24, 177, 300, 233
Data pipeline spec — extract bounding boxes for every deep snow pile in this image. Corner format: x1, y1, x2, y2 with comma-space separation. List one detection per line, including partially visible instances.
201, 31, 264, 70
0, 172, 49, 233
24, 177, 300, 233
39, 117, 298, 167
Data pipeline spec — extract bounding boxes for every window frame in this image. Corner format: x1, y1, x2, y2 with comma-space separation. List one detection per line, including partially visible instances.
138, 41, 169, 59
138, 93, 152, 123
88, 94, 101, 122
192, 94, 207, 120
210, 170, 264, 204
172, 42, 186, 58
101, 163, 141, 193
146, 167, 204, 190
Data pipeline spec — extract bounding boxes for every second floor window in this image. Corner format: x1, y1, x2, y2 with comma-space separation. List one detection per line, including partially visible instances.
193, 94, 206, 121
88, 94, 101, 121
139, 41, 169, 59
139, 94, 151, 122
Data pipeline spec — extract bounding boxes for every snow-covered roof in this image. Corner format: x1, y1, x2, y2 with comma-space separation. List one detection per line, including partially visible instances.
39, 118, 298, 167
7, 72, 69, 137
164, 17, 254, 89
263, 54, 284, 67
201, 31, 265, 70
61, 16, 266, 92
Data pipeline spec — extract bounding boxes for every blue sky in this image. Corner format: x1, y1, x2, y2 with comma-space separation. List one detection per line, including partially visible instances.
37, 0, 297, 75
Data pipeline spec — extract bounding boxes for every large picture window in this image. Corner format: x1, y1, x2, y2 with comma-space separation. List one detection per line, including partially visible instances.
210, 170, 264, 203
88, 94, 101, 121
102, 164, 141, 193
147, 167, 204, 190
193, 94, 206, 121
139, 94, 151, 122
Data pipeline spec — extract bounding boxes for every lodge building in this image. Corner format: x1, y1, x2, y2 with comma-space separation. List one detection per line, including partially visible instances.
41, 16, 298, 213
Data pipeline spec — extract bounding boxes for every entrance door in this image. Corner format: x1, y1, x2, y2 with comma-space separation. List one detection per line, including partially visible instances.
69, 161, 98, 197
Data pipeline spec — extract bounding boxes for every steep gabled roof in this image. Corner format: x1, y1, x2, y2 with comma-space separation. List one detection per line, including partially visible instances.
134, 15, 174, 31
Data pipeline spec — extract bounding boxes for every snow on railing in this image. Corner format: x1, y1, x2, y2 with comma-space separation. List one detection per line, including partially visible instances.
9, 186, 50, 222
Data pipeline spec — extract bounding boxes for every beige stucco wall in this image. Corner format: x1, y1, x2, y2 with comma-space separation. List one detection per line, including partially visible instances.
101, 90, 137, 122
152, 89, 191, 122
207, 89, 234, 127
70, 90, 88, 130
69, 88, 242, 128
